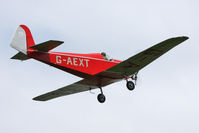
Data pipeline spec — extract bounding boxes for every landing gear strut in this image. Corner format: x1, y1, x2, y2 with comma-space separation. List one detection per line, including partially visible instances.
131, 71, 138, 85
97, 87, 106, 103
126, 72, 138, 91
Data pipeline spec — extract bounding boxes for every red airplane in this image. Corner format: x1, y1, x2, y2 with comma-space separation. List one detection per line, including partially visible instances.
10, 25, 188, 103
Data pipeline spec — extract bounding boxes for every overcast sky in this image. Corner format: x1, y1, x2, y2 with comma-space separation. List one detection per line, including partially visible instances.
1, 0, 199, 133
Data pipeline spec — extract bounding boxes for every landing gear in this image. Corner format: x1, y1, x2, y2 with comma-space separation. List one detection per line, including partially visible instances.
97, 94, 106, 103
126, 72, 138, 91
126, 81, 135, 90
97, 87, 106, 103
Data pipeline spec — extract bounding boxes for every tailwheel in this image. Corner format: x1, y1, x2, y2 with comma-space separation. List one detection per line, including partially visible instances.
97, 94, 106, 103
126, 81, 135, 91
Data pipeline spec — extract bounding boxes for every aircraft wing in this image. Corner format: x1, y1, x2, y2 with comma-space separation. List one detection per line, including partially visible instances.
33, 79, 98, 101
33, 76, 120, 101
103, 36, 188, 78
33, 36, 188, 101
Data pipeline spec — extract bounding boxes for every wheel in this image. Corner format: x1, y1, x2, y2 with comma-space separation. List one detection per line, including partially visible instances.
97, 94, 106, 103
126, 81, 135, 91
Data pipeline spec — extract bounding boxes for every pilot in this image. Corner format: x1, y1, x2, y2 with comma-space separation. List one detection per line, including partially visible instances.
101, 52, 108, 60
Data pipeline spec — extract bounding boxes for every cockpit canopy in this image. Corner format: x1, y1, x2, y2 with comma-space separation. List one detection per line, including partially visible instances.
101, 52, 112, 61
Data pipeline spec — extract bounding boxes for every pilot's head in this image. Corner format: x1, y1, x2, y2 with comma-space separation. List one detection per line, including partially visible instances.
101, 52, 106, 56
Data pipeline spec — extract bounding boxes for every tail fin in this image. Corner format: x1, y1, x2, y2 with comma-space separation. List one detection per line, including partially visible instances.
10, 25, 35, 55
10, 25, 64, 60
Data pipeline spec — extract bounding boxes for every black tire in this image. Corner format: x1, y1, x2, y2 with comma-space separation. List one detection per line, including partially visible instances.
97, 94, 106, 103
126, 81, 135, 91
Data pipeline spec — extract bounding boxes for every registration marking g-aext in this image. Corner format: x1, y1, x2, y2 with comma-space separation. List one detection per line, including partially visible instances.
56, 56, 89, 67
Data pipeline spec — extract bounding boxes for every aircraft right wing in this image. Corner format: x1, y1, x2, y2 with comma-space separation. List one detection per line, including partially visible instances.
103, 36, 188, 78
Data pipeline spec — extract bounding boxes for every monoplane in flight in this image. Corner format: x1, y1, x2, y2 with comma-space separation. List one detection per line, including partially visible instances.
10, 25, 188, 103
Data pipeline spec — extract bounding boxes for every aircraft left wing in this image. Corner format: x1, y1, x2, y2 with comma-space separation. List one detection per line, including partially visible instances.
33, 76, 120, 101
33, 79, 98, 101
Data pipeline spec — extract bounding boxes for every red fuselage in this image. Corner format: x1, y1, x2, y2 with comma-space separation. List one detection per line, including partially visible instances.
28, 50, 122, 78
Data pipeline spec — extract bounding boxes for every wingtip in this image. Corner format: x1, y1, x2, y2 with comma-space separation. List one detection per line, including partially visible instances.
182, 36, 189, 42
32, 97, 44, 101
32, 97, 38, 101
171, 36, 189, 42
182, 36, 189, 40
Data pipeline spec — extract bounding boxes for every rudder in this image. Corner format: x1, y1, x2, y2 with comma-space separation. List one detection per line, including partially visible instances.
10, 25, 35, 55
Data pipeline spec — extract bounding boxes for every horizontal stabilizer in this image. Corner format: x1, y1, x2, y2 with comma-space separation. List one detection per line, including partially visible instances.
11, 52, 28, 60
30, 40, 64, 52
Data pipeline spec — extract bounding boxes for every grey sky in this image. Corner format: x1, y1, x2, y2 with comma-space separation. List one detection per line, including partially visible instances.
1, 0, 199, 133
